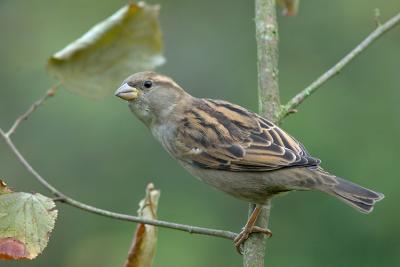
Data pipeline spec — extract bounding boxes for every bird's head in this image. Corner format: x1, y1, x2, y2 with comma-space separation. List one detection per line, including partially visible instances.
115, 71, 189, 126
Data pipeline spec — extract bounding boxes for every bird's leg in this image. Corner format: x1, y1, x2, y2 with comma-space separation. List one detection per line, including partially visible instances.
234, 204, 272, 254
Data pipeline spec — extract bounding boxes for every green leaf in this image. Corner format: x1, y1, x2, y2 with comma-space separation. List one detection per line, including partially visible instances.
0, 180, 57, 260
47, 2, 165, 99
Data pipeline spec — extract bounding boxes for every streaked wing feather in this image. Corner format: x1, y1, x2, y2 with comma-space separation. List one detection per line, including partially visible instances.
175, 99, 320, 172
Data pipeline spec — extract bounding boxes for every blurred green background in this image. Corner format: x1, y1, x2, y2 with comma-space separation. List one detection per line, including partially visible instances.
1, 0, 399, 266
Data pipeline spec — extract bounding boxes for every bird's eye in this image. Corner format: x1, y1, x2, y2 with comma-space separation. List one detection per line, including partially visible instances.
143, 80, 153, 89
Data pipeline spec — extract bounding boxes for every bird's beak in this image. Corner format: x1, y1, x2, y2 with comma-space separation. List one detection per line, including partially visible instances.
114, 83, 139, 101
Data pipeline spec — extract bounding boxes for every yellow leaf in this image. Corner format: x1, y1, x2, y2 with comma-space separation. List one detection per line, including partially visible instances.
47, 2, 165, 99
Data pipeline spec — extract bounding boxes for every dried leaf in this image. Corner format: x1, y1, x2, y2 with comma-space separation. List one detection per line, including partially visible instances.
0, 181, 11, 194
0, 180, 57, 260
124, 183, 160, 267
47, 2, 165, 99
277, 0, 299, 16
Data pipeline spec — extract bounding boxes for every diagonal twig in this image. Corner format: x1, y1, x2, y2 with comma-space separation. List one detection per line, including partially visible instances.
278, 12, 400, 121
0, 130, 237, 240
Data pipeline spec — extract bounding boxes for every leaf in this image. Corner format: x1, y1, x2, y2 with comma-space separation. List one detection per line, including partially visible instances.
277, 0, 299, 16
0, 180, 58, 260
47, 2, 165, 99
124, 183, 160, 267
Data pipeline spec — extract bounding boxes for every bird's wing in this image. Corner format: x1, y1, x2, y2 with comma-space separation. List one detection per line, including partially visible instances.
174, 99, 320, 172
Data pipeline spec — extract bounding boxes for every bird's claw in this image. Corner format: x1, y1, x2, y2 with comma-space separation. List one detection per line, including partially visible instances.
234, 226, 272, 254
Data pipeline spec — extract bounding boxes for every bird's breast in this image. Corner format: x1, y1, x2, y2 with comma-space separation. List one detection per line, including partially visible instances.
150, 123, 180, 158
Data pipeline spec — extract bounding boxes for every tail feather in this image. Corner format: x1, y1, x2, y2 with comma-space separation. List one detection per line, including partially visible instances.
326, 177, 384, 213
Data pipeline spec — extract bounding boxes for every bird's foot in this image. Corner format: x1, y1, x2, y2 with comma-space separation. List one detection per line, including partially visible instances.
234, 226, 272, 254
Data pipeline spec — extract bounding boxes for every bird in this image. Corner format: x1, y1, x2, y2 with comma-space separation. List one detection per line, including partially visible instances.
115, 71, 384, 252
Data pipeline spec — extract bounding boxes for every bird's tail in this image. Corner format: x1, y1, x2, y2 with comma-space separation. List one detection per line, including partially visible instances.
316, 170, 384, 213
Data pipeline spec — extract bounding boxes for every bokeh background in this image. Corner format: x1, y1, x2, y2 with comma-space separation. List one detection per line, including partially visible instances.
1, 0, 399, 266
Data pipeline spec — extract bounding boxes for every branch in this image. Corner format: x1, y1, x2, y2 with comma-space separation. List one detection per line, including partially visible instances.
244, 0, 279, 265
0, 92, 237, 241
278, 12, 400, 121
5, 82, 60, 138
256, 0, 280, 122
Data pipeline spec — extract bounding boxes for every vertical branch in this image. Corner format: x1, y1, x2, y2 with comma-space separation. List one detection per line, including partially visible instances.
244, 0, 279, 266
255, 0, 280, 122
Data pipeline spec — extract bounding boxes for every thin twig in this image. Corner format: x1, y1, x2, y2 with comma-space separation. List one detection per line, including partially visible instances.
278, 12, 400, 121
1, 132, 66, 198
6, 82, 61, 138
0, 129, 237, 241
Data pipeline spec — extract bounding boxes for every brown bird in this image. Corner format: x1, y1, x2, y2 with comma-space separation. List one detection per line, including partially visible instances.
115, 71, 384, 251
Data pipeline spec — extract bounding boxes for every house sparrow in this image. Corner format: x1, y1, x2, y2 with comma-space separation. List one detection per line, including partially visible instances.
115, 71, 384, 251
